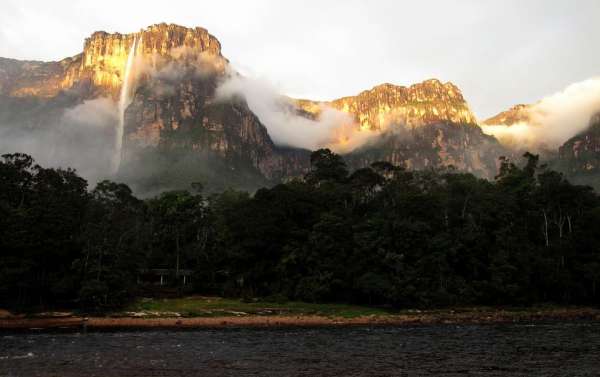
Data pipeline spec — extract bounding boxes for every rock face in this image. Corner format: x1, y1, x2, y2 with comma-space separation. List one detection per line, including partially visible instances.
0, 23, 509, 191
111, 25, 307, 189
557, 113, 600, 188
347, 123, 504, 178
0, 24, 310, 193
296, 80, 502, 178
82, 24, 222, 95
0, 24, 223, 98
297, 80, 478, 130
122, 72, 308, 186
0, 56, 79, 97
483, 104, 532, 126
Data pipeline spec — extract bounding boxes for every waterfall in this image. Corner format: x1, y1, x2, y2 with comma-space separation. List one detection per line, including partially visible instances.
111, 35, 139, 175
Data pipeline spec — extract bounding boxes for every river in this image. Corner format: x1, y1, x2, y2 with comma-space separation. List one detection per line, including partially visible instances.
1, 321, 599, 376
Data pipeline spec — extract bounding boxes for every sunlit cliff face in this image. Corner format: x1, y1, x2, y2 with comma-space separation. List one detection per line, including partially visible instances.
2, 26, 480, 156
292, 79, 478, 153
80, 32, 142, 93
0, 23, 238, 188
296, 79, 478, 132
0, 23, 508, 187
85, 24, 223, 96
4, 23, 225, 99
482, 104, 532, 126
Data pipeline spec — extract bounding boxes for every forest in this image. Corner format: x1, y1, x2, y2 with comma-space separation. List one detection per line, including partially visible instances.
1, 150, 599, 310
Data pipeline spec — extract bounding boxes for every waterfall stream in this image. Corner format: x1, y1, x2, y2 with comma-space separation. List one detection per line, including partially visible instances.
111, 35, 139, 175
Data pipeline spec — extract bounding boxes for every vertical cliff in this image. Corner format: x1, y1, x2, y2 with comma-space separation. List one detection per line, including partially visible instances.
345, 123, 504, 178
113, 25, 309, 188
0, 24, 223, 98
295, 79, 502, 177
557, 112, 600, 189
297, 79, 478, 130
80, 24, 223, 96
0, 23, 511, 191
0, 24, 312, 193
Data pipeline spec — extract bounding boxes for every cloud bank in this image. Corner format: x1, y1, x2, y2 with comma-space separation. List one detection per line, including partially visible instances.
482, 77, 600, 151
215, 74, 380, 152
0, 97, 118, 185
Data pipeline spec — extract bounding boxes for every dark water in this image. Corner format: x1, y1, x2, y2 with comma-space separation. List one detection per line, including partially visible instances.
1, 321, 599, 376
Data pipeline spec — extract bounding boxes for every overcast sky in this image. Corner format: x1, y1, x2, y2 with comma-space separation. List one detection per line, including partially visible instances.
1, 0, 598, 118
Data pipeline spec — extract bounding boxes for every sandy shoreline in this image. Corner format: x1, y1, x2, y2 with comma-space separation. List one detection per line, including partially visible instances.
1, 307, 598, 331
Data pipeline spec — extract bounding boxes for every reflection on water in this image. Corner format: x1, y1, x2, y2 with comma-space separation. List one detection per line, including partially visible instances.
1, 321, 599, 376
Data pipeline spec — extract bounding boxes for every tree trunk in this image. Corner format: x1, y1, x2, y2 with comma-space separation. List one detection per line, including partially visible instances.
175, 229, 180, 278
84, 240, 91, 274
557, 207, 565, 239
97, 247, 103, 281
543, 210, 549, 247
461, 195, 471, 219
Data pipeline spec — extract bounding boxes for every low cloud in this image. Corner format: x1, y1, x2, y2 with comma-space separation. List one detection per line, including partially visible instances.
215, 74, 380, 152
135, 47, 227, 82
0, 97, 118, 185
482, 77, 600, 151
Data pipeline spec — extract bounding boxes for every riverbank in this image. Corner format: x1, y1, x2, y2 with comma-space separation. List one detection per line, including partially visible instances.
1, 297, 598, 331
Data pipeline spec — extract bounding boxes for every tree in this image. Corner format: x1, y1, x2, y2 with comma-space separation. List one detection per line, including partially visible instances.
147, 190, 208, 279
306, 148, 349, 185
77, 180, 144, 308
0, 154, 88, 308
2, 151, 599, 310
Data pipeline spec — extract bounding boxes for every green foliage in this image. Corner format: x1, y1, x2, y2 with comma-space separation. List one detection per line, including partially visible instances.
146, 189, 210, 278
76, 180, 145, 309
126, 296, 391, 318
306, 148, 349, 184
1, 151, 599, 311
0, 153, 88, 309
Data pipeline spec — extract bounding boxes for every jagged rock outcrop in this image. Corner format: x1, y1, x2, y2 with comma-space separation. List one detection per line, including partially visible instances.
297, 80, 478, 130
483, 104, 532, 126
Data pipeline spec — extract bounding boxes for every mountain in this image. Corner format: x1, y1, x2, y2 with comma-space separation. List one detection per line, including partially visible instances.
297, 80, 478, 130
485, 95, 600, 190
480, 103, 544, 154
557, 112, 600, 189
0, 23, 508, 192
483, 104, 532, 126
0, 24, 310, 193
0, 24, 222, 99
346, 122, 504, 178
297, 80, 504, 177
